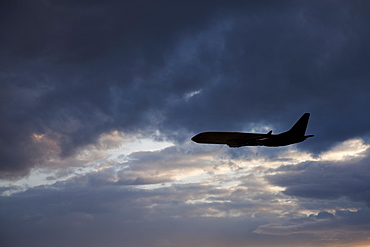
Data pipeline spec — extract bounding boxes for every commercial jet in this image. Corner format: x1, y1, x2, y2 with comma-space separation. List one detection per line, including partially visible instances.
191, 113, 314, 147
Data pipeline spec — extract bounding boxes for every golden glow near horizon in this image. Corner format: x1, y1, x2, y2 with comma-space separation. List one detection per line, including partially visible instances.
3, 133, 370, 217
1, 131, 174, 195
3, 132, 370, 246
15, 135, 370, 189
319, 138, 369, 161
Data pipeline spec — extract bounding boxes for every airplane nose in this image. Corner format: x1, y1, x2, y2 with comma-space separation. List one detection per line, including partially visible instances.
191, 134, 201, 142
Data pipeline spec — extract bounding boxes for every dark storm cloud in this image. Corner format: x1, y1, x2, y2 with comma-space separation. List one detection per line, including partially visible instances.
0, 0, 228, 177
162, 0, 370, 149
267, 148, 370, 206
169, 2, 370, 143
2, 0, 370, 179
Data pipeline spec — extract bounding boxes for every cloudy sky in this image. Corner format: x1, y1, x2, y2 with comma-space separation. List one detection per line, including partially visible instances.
1, 1, 370, 246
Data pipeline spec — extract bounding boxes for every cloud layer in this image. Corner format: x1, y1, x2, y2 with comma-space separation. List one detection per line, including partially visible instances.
2, 0, 370, 177
2, 1, 370, 246
2, 141, 370, 246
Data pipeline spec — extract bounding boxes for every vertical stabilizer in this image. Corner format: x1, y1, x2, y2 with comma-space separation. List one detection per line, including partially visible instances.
287, 113, 310, 136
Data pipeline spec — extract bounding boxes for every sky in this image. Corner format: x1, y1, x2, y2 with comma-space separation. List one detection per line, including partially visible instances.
1, 0, 370, 246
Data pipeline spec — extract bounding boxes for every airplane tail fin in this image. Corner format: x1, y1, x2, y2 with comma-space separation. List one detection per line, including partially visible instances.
286, 113, 311, 137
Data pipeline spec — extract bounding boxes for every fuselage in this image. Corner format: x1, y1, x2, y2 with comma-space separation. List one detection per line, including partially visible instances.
191, 113, 314, 148
191, 131, 310, 147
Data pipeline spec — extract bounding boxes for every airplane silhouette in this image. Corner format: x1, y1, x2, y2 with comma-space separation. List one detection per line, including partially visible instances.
191, 113, 314, 147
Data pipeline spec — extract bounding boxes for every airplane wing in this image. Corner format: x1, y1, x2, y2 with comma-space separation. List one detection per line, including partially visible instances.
227, 141, 246, 148
226, 131, 273, 147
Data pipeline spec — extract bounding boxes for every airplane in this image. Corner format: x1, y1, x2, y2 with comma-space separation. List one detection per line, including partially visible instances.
191, 113, 314, 147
